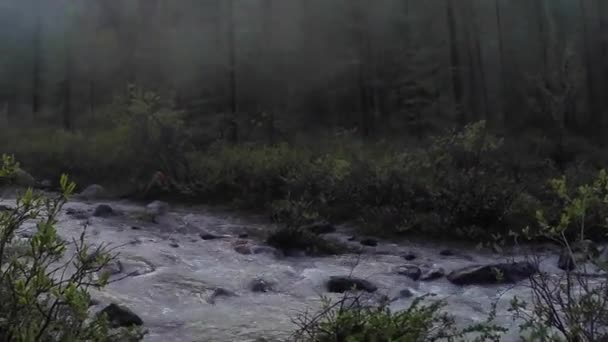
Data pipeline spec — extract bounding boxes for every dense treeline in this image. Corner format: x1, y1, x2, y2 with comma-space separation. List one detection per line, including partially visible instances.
1, 0, 607, 141
2, 0, 608, 243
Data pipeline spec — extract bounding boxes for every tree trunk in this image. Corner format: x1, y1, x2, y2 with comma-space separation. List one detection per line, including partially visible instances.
63, 54, 72, 131
469, 0, 489, 120
446, 0, 465, 124
495, 0, 507, 123
579, 0, 599, 134
32, 0, 41, 115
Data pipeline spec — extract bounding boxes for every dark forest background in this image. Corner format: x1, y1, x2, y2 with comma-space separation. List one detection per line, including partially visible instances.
2, 0, 605, 139
3, 0, 608, 241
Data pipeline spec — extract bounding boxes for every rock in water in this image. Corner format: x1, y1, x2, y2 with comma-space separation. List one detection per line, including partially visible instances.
93, 204, 114, 217
360, 238, 378, 247
14, 168, 35, 188
146, 200, 169, 217
448, 262, 537, 285
420, 266, 445, 281
558, 240, 600, 270
250, 278, 274, 293
395, 265, 422, 281
402, 253, 417, 261
99, 303, 143, 327
79, 184, 107, 200
208, 287, 237, 304
326, 276, 377, 293
558, 250, 575, 271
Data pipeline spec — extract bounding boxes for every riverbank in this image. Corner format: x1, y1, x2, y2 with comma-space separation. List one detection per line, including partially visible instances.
7, 121, 608, 246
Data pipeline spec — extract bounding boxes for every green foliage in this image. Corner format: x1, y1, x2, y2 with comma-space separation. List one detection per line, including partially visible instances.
0, 169, 142, 341
293, 294, 506, 342
510, 170, 608, 341
180, 121, 546, 241
0, 154, 19, 184
0, 87, 189, 190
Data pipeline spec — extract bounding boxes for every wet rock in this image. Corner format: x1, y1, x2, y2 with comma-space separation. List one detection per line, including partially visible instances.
558, 250, 576, 271
267, 226, 348, 256
234, 245, 253, 255
389, 288, 414, 302
131, 226, 142, 230
448, 262, 537, 285
93, 204, 114, 217
402, 253, 417, 261
252, 246, 283, 257
327, 276, 377, 293
89, 298, 100, 307
66, 208, 89, 220
100, 260, 123, 276
200, 233, 222, 240
395, 265, 422, 281
304, 222, 336, 235
440, 249, 455, 257
146, 200, 169, 217
558, 240, 600, 270
360, 238, 378, 247
169, 242, 180, 248
208, 287, 237, 304
78, 184, 106, 200
250, 278, 274, 293
598, 246, 608, 265
348, 236, 357, 242
99, 303, 143, 327
0, 204, 13, 212
122, 258, 155, 277
14, 168, 35, 188
420, 266, 445, 281
238, 233, 249, 239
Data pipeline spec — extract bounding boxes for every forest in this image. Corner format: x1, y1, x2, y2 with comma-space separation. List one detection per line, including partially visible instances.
2, 0, 608, 238
4, 1, 608, 341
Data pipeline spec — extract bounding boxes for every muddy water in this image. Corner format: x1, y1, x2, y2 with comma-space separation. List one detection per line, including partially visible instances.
0, 194, 572, 342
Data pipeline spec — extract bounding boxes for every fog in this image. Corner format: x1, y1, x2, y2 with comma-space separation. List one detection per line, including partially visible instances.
0, 0, 605, 139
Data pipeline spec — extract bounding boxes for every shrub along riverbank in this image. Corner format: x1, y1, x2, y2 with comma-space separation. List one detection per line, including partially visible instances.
4, 119, 608, 244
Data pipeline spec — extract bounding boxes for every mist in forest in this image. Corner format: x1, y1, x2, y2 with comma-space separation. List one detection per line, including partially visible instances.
0, 0, 603, 141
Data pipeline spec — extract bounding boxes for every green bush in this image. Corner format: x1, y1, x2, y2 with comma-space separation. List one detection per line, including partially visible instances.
292, 294, 505, 342
181, 121, 545, 241
0, 171, 142, 341
510, 169, 608, 341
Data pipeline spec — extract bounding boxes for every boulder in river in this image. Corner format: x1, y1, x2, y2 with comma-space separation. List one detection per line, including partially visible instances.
360, 238, 378, 247
93, 204, 114, 217
252, 246, 283, 258
558, 240, 600, 270
200, 232, 222, 240
327, 276, 377, 293
420, 265, 445, 281
395, 265, 422, 281
402, 253, 417, 261
250, 278, 274, 293
208, 287, 237, 304
99, 303, 143, 327
78, 184, 107, 200
447, 262, 537, 285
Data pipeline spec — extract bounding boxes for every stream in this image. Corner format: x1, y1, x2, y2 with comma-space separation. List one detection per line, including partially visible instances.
0, 189, 581, 342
